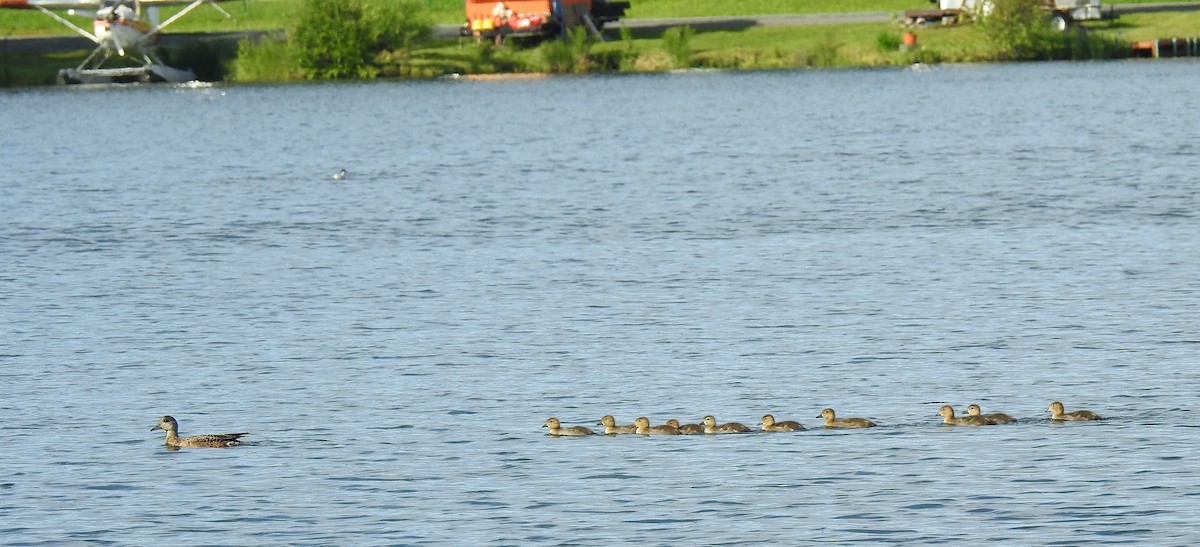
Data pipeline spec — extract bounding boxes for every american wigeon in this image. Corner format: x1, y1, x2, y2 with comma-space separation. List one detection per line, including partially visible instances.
151, 416, 249, 448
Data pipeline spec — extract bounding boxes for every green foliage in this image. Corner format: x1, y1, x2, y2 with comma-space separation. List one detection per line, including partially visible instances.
661, 25, 695, 68
539, 27, 593, 73
797, 32, 843, 67
978, 0, 1129, 60
876, 31, 902, 52
230, 38, 302, 82
291, 0, 431, 80
977, 0, 1061, 60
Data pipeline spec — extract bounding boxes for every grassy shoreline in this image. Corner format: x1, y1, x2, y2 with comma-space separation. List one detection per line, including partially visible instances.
3, 0, 1199, 87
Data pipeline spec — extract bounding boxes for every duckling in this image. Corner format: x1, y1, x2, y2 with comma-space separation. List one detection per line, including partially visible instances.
937, 405, 994, 426
665, 419, 705, 435
759, 414, 805, 432
1047, 401, 1102, 421
151, 416, 249, 448
816, 408, 877, 428
701, 415, 752, 434
634, 417, 681, 435
597, 415, 638, 434
543, 417, 595, 436
965, 404, 1015, 424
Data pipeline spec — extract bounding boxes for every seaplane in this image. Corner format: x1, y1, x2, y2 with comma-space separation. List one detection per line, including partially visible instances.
0, 0, 232, 84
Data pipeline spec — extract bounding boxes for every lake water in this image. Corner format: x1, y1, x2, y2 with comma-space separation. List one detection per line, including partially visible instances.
2, 60, 1199, 544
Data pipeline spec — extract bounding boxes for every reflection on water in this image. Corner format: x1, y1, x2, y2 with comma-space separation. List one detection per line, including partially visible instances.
2, 61, 1200, 544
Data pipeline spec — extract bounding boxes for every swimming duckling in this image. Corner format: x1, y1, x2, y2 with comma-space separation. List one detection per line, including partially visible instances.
937, 405, 994, 426
759, 414, 805, 432
965, 404, 1015, 424
665, 419, 705, 435
151, 416, 249, 448
543, 417, 595, 436
1047, 401, 1102, 421
816, 408, 877, 428
701, 415, 752, 434
634, 417, 681, 435
598, 415, 638, 434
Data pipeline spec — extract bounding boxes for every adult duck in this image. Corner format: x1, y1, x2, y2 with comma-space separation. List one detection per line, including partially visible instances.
151, 416, 249, 448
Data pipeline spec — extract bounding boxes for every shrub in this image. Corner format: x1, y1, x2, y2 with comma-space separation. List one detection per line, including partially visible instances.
976, 0, 1055, 59
661, 25, 695, 68
230, 38, 301, 82
876, 32, 902, 52
540, 27, 592, 73
292, 0, 431, 80
978, 0, 1128, 61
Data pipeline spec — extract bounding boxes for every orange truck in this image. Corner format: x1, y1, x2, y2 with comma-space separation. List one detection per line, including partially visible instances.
464, 0, 629, 40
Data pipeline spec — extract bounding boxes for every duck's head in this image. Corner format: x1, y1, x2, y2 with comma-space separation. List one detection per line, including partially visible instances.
151, 415, 178, 432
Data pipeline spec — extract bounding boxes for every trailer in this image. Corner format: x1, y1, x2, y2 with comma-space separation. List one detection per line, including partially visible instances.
904, 0, 1114, 30
463, 0, 629, 41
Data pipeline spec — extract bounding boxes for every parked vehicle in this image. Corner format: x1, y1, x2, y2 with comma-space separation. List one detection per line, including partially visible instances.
903, 0, 1114, 30
463, 0, 629, 41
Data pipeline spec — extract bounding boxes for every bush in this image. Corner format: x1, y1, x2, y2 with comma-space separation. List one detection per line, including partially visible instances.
540, 27, 593, 73
661, 25, 695, 68
292, 0, 431, 80
876, 32, 902, 52
977, 0, 1061, 60
978, 0, 1128, 61
230, 38, 301, 82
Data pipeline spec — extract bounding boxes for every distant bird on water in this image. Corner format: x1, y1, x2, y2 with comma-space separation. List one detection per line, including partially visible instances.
331, 169, 347, 181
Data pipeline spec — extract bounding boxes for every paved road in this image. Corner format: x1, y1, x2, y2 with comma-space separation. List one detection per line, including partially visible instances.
4, 3, 1199, 53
